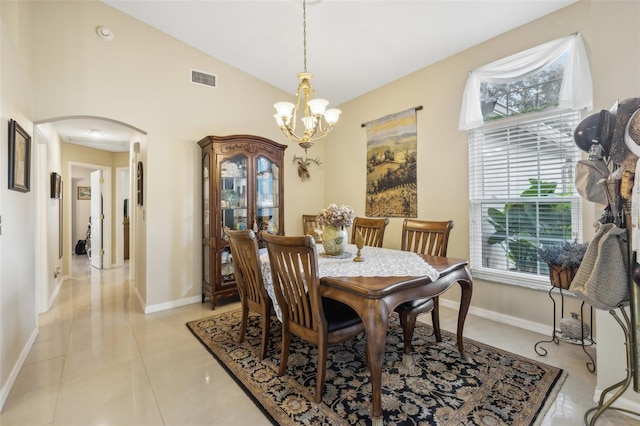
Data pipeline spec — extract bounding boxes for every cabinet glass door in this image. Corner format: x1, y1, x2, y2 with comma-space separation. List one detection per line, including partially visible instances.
220, 154, 247, 283
202, 153, 210, 285
255, 156, 279, 234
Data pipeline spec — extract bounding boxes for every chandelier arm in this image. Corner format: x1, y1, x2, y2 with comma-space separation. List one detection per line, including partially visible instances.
303, 0, 307, 73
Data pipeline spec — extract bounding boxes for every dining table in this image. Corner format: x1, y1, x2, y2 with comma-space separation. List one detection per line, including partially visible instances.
261, 243, 473, 425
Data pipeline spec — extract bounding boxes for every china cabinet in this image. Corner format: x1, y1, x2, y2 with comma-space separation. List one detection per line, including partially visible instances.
198, 134, 286, 308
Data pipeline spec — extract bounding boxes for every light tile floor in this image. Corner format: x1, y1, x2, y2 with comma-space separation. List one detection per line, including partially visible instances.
1, 256, 638, 425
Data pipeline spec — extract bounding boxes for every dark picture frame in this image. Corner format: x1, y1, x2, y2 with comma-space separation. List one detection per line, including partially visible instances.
51, 172, 61, 199
59, 181, 63, 259
8, 119, 31, 192
137, 161, 144, 206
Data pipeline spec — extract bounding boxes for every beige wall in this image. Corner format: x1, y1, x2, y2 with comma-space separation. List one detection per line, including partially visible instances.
331, 1, 594, 323
0, 0, 37, 407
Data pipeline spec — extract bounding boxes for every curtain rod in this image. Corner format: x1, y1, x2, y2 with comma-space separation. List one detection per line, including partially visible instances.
361, 106, 423, 127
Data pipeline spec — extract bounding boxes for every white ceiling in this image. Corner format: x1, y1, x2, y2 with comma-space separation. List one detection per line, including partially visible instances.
54, 0, 579, 152
53, 117, 135, 152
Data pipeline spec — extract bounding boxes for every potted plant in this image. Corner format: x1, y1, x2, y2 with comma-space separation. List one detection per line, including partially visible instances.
538, 239, 589, 289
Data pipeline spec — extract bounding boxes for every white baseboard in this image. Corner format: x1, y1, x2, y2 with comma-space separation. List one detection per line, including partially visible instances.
47, 275, 65, 311
438, 298, 554, 337
0, 327, 38, 412
134, 286, 201, 314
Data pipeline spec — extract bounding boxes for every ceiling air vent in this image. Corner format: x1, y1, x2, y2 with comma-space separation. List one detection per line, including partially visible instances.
190, 69, 217, 88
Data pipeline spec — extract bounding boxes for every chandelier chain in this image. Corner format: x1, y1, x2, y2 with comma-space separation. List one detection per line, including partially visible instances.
302, 0, 307, 72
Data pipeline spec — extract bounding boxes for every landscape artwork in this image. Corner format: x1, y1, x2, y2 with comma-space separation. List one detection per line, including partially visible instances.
364, 108, 417, 217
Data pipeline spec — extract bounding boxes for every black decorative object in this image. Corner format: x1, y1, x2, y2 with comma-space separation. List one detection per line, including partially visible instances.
50, 172, 61, 199
137, 161, 143, 206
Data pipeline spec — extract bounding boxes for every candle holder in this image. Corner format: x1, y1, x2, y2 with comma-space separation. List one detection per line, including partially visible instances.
353, 230, 365, 262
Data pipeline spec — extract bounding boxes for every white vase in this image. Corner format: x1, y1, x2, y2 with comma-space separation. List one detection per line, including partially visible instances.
322, 225, 347, 256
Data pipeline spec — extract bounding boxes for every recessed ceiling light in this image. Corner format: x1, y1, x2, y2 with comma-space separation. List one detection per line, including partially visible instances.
88, 129, 104, 137
96, 26, 114, 41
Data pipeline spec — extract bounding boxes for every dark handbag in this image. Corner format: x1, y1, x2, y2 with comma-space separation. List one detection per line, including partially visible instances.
569, 223, 629, 310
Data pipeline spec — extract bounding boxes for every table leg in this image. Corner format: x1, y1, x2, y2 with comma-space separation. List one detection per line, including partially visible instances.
361, 298, 390, 424
456, 269, 473, 360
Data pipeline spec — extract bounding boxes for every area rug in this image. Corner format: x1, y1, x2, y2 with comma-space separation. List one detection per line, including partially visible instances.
187, 310, 566, 425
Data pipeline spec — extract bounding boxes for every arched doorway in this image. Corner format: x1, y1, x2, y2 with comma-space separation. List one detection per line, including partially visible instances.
34, 116, 146, 313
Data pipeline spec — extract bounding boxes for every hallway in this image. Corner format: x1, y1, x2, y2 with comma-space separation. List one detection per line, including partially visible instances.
0, 256, 636, 425
0, 256, 269, 425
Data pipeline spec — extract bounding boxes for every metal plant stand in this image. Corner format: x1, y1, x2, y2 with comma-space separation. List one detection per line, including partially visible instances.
584, 306, 640, 425
534, 286, 596, 373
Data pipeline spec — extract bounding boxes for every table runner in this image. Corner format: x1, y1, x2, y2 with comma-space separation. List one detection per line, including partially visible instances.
261, 244, 440, 321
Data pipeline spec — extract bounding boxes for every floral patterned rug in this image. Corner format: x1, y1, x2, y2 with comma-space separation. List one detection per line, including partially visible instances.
187, 310, 566, 425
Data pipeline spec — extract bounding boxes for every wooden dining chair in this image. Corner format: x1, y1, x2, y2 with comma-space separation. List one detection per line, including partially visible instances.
351, 216, 389, 247
394, 219, 454, 354
260, 231, 364, 403
224, 227, 273, 360
302, 214, 321, 236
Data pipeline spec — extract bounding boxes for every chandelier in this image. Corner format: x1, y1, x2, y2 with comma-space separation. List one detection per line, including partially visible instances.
273, 0, 341, 151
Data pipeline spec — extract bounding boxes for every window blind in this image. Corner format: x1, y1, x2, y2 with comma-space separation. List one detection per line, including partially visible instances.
468, 110, 583, 285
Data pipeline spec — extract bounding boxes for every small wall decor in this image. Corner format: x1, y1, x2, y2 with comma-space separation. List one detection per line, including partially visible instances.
292, 154, 321, 180
77, 186, 91, 200
50, 172, 62, 199
137, 161, 143, 206
8, 119, 31, 192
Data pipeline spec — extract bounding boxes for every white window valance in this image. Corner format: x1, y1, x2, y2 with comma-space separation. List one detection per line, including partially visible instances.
458, 33, 593, 131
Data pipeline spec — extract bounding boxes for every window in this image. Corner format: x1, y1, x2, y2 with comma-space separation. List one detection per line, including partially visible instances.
469, 110, 583, 286
462, 34, 591, 287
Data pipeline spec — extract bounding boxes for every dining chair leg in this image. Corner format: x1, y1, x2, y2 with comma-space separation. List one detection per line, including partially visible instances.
278, 325, 291, 376
432, 297, 442, 342
258, 307, 270, 360
238, 302, 248, 343
315, 338, 329, 403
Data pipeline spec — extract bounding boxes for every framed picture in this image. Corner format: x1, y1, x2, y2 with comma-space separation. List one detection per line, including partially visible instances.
77, 186, 91, 200
8, 119, 31, 192
50, 172, 61, 199
137, 161, 144, 206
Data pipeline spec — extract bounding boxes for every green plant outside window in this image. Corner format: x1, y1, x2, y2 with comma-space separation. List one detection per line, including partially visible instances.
486, 179, 573, 274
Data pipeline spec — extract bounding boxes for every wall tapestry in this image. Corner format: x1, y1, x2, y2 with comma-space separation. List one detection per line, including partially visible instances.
364, 108, 417, 217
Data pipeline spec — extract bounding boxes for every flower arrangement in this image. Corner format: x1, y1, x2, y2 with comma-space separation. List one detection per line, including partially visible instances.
317, 203, 354, 229
538, 239, 588, 269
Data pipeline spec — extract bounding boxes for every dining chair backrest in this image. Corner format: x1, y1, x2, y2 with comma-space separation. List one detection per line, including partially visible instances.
302, 214, 321, 236
351, 216, 389, 247
260, 231, 364, 403
401, 219, 454, 256
224, 227, 273, 359
395, 218, 455, 355
261, 232, 325, 333
225, 227, 268, 306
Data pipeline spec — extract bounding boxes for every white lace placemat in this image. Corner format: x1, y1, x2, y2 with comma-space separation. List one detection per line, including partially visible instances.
260, 244, 439, 321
